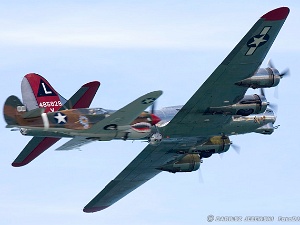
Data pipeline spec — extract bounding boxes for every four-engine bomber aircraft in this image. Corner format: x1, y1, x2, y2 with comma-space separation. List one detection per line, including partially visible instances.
3, 7, 289, 212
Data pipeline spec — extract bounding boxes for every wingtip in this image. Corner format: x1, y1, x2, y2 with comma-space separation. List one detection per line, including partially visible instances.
12, 159, 30, 167
261, 7, 290, 21
11, 162, 26, 167
82, 81, 101, 88
83, 206, 110, 213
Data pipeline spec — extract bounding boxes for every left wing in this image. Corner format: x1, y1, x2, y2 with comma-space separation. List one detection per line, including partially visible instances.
83, 141, 179, 213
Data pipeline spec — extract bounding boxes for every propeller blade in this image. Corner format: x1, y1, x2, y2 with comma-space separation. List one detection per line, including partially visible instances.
268, 59, 290, 78
279, 68, 290, 78
198, 167, 204, 184
260, 88, 265, 97
267, 59, 275, 69
260, 88, 278, 112
219, 153, 225, 159
151, 102, 155, 114
231, 143, 241, 154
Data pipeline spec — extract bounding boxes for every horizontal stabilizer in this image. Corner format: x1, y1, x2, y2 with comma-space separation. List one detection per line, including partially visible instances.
12, 137, 61, 167
60, 81, 100, 110
22, 108, 45, 119
56, 136, 95, 151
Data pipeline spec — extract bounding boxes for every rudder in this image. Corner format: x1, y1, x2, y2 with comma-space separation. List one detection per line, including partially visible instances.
21, 73, 67, 113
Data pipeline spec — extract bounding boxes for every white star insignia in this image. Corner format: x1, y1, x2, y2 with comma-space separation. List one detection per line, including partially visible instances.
54, 112, 67, 124
142, 98, 155, 104
249, 35, 267, 47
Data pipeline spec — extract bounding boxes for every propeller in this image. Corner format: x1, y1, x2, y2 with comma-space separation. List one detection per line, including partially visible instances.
268, 60, 290, 79
198, 166, 204, 183
145, 101, 161, 125
218, 142, 240, 160
260, 88, 278, 113
267, 60, 290, 99
230, 142, 241, 154
150, 101, 155, 114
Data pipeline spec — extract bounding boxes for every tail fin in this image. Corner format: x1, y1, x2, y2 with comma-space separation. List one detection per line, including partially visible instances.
3, 95, 26, 126
21, 73, 67, 113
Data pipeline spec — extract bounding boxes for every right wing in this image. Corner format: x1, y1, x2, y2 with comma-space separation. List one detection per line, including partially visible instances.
12, 81, 100, 167
164, 7, 289, 137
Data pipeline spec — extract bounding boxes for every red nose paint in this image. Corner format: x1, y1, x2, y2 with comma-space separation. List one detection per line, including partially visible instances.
151, 114, 161, 125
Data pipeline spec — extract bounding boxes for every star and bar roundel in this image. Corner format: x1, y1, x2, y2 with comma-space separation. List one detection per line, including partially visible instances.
245, 26, 271, 56
141, 97, 156, 104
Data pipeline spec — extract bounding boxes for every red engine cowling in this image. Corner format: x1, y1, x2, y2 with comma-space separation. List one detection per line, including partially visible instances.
235, 68, 281, 89
157, 154, 200, 173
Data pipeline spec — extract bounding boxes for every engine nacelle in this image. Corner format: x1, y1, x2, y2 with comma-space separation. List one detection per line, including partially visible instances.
190, 136, 231, 156
208, 94, 267, 116
235, 68, 281, 89
157, 154, 200, 173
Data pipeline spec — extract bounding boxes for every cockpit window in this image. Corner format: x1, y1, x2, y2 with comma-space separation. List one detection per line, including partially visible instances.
89, 108, 108, 115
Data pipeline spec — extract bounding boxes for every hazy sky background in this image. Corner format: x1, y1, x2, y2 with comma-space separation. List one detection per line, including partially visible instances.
1, 1, 299, 225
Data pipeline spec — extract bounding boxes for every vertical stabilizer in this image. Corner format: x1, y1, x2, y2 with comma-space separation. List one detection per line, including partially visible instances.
21, 73, 67, 112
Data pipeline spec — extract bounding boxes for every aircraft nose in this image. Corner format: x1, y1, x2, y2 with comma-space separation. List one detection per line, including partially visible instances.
151, 114, 161, 125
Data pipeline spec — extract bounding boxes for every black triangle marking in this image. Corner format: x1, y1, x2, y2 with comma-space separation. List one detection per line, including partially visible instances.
37, 80, 57, 97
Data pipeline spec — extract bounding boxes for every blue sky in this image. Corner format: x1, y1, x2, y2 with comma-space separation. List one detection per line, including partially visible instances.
1, 1, 300, 224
